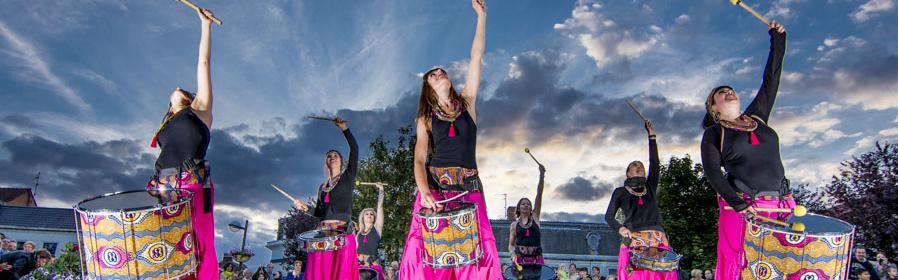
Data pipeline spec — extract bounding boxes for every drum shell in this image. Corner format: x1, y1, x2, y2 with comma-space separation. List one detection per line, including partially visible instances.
502, 264, 557, 280
742, 213, 855, 280
299, 229, 348, 253
417, 202, 482, 268
628, 246, 681, 272
76, 190, 196, 280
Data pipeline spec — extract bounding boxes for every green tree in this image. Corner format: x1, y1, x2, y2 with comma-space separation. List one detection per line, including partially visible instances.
656, 155, 718, 270
352, 126, 417, 262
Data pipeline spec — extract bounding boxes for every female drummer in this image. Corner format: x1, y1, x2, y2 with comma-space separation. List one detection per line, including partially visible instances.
507, 164, 546, 269
147, 8, 218, 279
604, 120, 676, 280
398, 0, 501, 279
356, 183, 385, 280
700, 22, 792, 280
293, 117, 359, 280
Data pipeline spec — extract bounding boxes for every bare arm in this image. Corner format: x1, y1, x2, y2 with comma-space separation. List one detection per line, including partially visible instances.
462, 0, 486, 122
192, 9, 214, 128
508, 221, 517, 260
533, 164, 546, 223
374, 184, 385, 234
414, 118, 441, 209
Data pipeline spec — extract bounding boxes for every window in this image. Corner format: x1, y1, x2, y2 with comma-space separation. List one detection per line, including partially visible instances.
43, 242, 58, 255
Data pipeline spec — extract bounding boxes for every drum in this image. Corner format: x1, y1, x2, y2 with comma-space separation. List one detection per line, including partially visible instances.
629, 246, 681, 272
417, 201, 482, 268
359, 267, 379, 280
298, 229, 346, 252
503, 264, 557, 280
75, 189, 196, 280
742, 213, 855, 280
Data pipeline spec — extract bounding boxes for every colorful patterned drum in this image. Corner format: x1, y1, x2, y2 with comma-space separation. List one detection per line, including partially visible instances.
502, 264, 556, 280
75, 189, 196, 280
417, 201, 482, 268
743, 213, 855, 280
629, 246, 681, 272
298, 229, 347, 252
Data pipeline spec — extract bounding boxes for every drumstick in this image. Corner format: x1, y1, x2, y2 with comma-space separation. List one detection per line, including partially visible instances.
754, 205, 808, 217
176, 0, 223, 25
749, 214, 805, 231
270, 184, 298, 203
306, 115, 338, 122
523, 148, 542, 166
626, 101, 649, 123
729, 0, 771, 26
355, 181, 390, 187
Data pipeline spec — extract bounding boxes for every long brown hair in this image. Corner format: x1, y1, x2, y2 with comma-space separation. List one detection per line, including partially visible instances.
416, 68, 468, 128
702, 85, 732, 129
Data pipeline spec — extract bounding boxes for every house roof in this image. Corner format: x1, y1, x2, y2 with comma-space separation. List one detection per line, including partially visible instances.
0, 188, 37, 207
0, 205, 77, 231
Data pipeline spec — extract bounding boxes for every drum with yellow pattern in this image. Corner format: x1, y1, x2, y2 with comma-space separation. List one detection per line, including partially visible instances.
417, 201, 482, 268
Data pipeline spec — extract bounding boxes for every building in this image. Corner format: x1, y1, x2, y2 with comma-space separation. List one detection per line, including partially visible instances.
0, 204, 78, 255
0, 188, 38, 207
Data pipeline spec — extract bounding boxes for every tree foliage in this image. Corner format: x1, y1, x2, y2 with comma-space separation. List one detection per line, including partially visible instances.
656, 155, 718, 270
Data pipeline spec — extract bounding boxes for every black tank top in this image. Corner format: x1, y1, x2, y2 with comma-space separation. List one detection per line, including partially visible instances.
429, 110, 477, 168
515, 220, 541, 247
155, 109, 210, 170
356, 228, 381, 256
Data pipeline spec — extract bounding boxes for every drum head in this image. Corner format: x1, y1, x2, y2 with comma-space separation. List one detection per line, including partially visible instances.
76, 189, 192, 212
784, 213, 854, 235
503, 265, 556, 280
417, 201, 476, 218
359, 268, 378, 280
298, 229, 343, 240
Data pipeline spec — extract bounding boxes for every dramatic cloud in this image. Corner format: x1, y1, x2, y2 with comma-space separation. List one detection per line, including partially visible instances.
851, 0, 895, 22
541, 211, 606, 223
554, 176, 615, 202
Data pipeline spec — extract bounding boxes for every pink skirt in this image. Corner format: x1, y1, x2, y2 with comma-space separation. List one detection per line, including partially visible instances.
715, 194, 795, 280
305, 233, 360, 280
398, 190, 503, 280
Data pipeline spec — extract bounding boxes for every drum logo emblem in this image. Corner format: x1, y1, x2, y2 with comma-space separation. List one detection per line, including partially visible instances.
748, 224, 763, 237
178, 232, 194, 253
97, 246, 129, 269
164, 205, 182, 217
137, 242, 174, 264
749, 261, 783, 280
798, 272, 820, 280
425, 218, 440, 231
453, 212, 474, 230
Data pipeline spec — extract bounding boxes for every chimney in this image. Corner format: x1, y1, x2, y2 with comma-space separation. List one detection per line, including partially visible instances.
506, 206, 517, 221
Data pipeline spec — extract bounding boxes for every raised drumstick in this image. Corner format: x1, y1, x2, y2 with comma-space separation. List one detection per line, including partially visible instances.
306, 115, 338, 122
523, 148, 542, 166
355, 180, 389, 187
176, 0, 223, 25
626, 101, 649, 123
270, 184, 298, 203
729, 0, 771, 26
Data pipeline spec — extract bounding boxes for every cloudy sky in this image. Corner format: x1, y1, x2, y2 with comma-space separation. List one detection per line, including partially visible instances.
1, 0, 896, 266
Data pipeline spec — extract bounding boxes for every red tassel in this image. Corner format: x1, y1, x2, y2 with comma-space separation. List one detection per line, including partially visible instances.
324, 193, 330, 203
150, 135, 158, 148
638, 197, 644, 205
750, 131, 761, 146
448, 123, 456, 138
525, 229, 530, 237
363, 235, 368, 243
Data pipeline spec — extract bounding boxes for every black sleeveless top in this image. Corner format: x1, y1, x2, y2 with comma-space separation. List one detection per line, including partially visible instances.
429, 110, 477, 169
515, 220, 541, 247
356, 228, 381, 256
312, 130, 358, 223
155, 109, 210, 170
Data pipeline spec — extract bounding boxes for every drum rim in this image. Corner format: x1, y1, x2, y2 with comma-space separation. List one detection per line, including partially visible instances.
415, 201, 477, 219
745, 213, 856, 236
74, 189, 193, 213
298, 228, 346, 240
628, 246, 683, 262
502, 265, 556, 279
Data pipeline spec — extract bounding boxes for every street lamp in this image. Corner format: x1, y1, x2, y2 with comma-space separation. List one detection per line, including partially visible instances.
228, 220, 252, 265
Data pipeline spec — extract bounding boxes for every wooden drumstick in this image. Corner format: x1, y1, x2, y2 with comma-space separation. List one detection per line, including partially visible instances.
626, 101, 649, 123
355, 180, 389, 187
729, 0, 771, 26
176, 0, 223, 25
749, 214, 805, 231
306, 115, 338, 122
270, 184, 298, 203
523, 148, 543, 166
753, 205, 808, 217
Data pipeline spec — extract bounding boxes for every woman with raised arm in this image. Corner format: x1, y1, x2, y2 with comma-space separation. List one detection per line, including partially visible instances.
508, 164, 546, 270
357, 183, 385, 280
605, 121, 676, 280
699, 22, 792, 280
398, 0, 500, 279
293, 117, 360, 280
146, 8, 218, 280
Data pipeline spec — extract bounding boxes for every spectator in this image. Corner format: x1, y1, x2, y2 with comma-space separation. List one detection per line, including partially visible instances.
502, 263, 508, 273
853, 246, 882, 280
2, 238, 17, 254
557, 265, 570, 280
0, 248, 52, 279
22, 242, 36, 254
271, 270, 282, 280
578, 267, 589, 279
691, 269, 704, 280
570, 263, 580, 280
285, 259, 303, 280
884, 264, 898, 280
606, 276, 616, 280
220, 263, 237, 279
252, 267, 269, 280
704, 269, 714, 280
875, 253, 890, 275
0, 238, 12, 255
591, 266, 603, 280
384, 264, 396, 280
